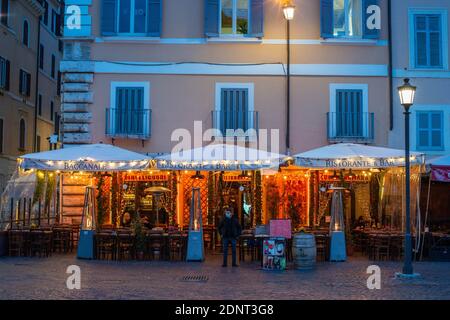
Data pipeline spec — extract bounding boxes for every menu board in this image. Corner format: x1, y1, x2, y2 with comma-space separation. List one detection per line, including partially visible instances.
262, 238, 286, 271
269, 219, 292, 239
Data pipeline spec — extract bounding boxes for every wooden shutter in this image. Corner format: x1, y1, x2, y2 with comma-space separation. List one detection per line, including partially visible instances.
26, 72, 31, 96
0, 119, 3, 153
430, 112, 443, 148
5, 59, 10, 90
363, 0, 380, 39
101, 0, 117, 35
147, 0, 161, 37
336, 90, 363, 137
428, 15, 442, 67
320, 0, 334, 38
249, 0, 264, 38
221, 88, 249, 132
205, 0, 219, 37
19, 70, 24, 94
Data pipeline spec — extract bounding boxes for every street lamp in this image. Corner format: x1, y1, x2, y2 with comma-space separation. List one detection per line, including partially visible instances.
282, 1, 295, 155
397, 78, 416, 276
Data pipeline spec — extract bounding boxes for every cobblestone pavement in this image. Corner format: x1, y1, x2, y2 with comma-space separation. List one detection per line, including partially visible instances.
1, 253, 449, 300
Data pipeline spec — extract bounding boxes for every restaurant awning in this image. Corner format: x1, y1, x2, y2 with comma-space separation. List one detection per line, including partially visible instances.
429, 155, 450, 182
18, 143, 151, 171
294, 143, 425, 170
155, 143, 286, 171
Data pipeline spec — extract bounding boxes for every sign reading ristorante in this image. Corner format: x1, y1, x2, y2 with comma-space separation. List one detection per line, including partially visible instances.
296, 157, 422, 169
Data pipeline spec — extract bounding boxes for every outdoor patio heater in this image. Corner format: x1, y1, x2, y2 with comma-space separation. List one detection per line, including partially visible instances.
77, 186, 97, 259
186, 188, 204, 261
329, 187, 347, 262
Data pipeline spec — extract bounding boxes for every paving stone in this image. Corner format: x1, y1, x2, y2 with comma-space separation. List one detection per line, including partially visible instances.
0, 254, 449, 300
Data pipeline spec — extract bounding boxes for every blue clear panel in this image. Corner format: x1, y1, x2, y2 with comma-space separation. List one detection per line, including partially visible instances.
119, 0, 131, 33
221, 0, 233, 34
236, 0, 248, 35
135, 0, 146, 33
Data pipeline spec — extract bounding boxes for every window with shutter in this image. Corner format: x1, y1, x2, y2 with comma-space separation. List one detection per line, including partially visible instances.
51, 54, 56, 78
19, 119, 26, 150
0, 0, 8, 26
321, 0, 379, 39
19, 70, 31, 96
0, 56, 6, 89
0, 118, 3, 154
39, 44, 44, 70
206, 0, 263, 38
22, 20, 29, 47
335, 89, 363, 137
414, 14, 443, 68
101, 0, 161, 36
416, 111, 444, 151
113, 87, 147, 136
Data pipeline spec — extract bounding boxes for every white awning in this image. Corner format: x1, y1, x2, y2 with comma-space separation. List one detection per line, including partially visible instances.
19, 144, 151, 171
156, 143, 285, 171
294, 143, 424, 169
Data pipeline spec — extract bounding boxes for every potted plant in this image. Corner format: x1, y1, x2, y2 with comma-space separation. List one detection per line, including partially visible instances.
132, 213, 146, 260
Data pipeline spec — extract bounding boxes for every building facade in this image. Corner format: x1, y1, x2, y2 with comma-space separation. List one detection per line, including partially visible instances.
389, 0, 450, 159
0, 0, 62, 191
60, 0, 390, 157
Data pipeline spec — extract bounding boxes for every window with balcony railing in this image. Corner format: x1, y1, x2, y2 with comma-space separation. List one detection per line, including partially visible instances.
212, 87, 258, 137
328, 89, 374, 143
106, 86, 151, 139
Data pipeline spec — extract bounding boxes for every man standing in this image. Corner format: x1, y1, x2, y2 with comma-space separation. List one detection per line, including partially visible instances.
218, 207, 242, 267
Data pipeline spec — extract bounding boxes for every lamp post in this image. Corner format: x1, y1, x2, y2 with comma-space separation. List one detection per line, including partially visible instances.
282, 1, 295, 155
397, 78, 416, 275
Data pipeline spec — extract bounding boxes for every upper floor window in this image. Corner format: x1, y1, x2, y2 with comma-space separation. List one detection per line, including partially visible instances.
414, 14, 443, 69
409, 9, 448, 70
0, 0, 8, 26
106, 82, 151, 139
38, 94, 42, 116
205, 0, 263, 38
328, 84, 374, 143
0, 118, 3, 154
19, 69, 31, 96
0, 56, 10, 90
51, 9, 57, 33
220, 0, 248, 36
213, 83, 258, 137
39, 44, 44, 70
50, 101, 54, 121
22, 20, 29, 46
19, 119, 26, 150
101, 0, 161, 37
41, 0, 49, 26
416, 111, 444, 151
51, 54, 56, 78
36, 135, 41, 152
321, 0, 380, 39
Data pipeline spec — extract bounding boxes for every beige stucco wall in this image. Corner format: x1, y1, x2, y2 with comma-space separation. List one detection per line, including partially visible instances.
90, 74, 389, 154
389, 0, 450, 156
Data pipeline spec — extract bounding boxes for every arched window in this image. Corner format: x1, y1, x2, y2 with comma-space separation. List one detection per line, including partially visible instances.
19, 119, 26, 150
22, 19, 29, 46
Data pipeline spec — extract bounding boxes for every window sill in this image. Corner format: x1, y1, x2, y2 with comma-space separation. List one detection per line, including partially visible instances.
408, 67, 448, 72
97, 36, 161, 43
321, 38, 381, 46
207, 37, 262, 44
0, 23, 16, 37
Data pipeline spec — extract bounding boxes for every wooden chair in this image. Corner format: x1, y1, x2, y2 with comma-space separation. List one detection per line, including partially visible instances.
8, 230, 24, 257
374, 236, 390, 261
168, 234, 184, 261
148, 234, 164, 260
30, 231, 52, 258
315, 235, 329, 262
96, 233, 116, 260
53, 228, 71, 253
117, 234, 134, 261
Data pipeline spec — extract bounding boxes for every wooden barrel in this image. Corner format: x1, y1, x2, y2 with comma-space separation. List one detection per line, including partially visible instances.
292, 233, 317, 270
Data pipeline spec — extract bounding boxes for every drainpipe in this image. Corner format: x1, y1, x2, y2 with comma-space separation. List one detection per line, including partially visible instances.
33, 15, 42, 152
388, 0, 394, 130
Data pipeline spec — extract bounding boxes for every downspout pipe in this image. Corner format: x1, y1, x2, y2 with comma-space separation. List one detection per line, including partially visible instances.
33, 15, 42, 152
388, 0, 394, 130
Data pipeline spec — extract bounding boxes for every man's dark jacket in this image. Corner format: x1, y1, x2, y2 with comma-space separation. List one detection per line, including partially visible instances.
218, 216, 242, 239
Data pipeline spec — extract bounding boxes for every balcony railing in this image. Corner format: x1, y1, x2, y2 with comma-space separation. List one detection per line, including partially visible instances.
106, 108, 151, 139
211, 110, 259, 136
327, 112, 374, 143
